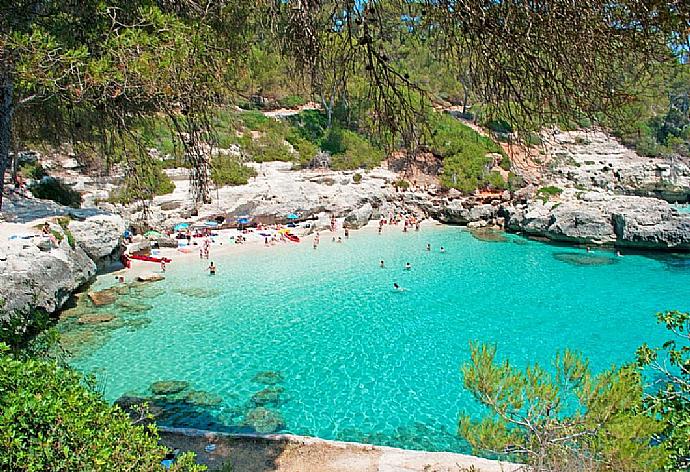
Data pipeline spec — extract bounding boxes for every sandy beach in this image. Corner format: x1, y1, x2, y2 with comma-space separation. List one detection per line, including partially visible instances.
114, 218, 443, 282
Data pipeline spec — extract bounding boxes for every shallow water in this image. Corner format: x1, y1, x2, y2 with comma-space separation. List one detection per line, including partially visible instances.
65, 225, 690, 452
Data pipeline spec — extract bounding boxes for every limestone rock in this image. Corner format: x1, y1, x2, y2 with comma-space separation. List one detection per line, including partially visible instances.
69, 213, 125, 268
503, 192, 690, 250
88, 289, 118, 306
137, 273, 165, 283
343, 203, 373, 229
78, 314, 116, 324
150, 380, 190, 395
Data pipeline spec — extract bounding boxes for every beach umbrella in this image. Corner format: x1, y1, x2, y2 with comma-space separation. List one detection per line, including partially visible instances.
287, 213, 299, 220
144, 230, 163, 239
204, 221, 219, 227
237, 215, 251, 230
173, 222, 190, 231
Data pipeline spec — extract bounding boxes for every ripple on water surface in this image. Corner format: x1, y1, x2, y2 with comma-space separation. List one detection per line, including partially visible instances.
63, 226, 690, 452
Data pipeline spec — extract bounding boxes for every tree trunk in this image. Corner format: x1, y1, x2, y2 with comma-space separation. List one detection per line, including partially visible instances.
0, 72, 13, 211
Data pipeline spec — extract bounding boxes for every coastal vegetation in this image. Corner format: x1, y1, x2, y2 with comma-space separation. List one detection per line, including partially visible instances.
0, 343, 205, 472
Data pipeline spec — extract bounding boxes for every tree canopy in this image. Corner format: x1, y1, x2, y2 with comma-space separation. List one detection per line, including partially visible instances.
1, 1, 688, 208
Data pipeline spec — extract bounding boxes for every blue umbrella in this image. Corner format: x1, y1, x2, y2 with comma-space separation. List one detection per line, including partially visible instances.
237, 216, 251, 227
287, 213, 299, 220
173, 222, 190, 231
204, 221, 219, 227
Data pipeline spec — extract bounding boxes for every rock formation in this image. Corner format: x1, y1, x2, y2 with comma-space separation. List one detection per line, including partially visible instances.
503, 191, 690, 250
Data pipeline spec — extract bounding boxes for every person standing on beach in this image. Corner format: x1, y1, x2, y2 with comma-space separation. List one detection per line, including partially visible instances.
208, 262, 216, 275
344, 228, 350, 239
160, 260, 166, 272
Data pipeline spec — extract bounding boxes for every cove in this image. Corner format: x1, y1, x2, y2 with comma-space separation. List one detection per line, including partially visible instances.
61, 225, 690, 453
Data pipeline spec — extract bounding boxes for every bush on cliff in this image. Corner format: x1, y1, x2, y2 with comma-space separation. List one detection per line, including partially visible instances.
0, 343, 205, 472
211, 156, 257, 186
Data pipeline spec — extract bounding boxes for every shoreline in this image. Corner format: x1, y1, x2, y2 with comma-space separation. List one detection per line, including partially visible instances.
111, 218, 445, 283
157, 426, 520, 472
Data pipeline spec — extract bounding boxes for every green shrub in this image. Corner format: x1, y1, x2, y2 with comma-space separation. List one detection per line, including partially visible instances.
211, 156, 257, 186
487, 119, 513, 134
427, 113, 508, 192
286, 135, 318, 166
322, 128, 384, 170
19, 162, 47, 180
277, 95, 307, 109
240, 111, 270, 130
29, 177, 82, 208
353, 172, 362, 183
537, 185, 563, 202
394, 179, 410, 190
499, 154, 511, 171
524, 132, 543, 146
486, 171, 507, 190
636, 136, 665, 157
507, 172, 525, 191
286, 110, 328, 143
110, 163, 175, 204
0, 344, 205, 471
57, 217, 75, 249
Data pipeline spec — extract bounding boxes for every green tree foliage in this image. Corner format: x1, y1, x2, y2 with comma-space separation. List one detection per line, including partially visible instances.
0, 343, 205, 472
425, 114, 506, 193
321, 127, 385, 170
637, 311, 690, 471
459, 342, 666, 472
211, 156, 257, 186
110, 160, 175, 205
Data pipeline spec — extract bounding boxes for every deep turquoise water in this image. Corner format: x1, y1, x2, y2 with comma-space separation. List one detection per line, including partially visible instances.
68, 225, 690, 452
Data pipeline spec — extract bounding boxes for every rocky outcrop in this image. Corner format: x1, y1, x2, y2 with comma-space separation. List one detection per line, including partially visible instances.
0, 231, 96, 334
503, 191, 690, 250
343, 203, 373, 229
69, 214, 125, 268
0, 198, 125, 337
543, 129, 690, 201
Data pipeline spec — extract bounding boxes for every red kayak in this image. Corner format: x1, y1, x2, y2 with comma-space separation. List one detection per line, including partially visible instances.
129, 254, 172, 264
285, 233, 300, 243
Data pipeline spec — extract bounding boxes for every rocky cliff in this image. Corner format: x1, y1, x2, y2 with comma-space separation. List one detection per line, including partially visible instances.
503, 191, 690, 250
0, 198, 125, 340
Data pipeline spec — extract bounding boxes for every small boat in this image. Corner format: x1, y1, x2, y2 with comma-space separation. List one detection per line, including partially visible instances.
129, 254, 172, 263
285, 233, 300, 243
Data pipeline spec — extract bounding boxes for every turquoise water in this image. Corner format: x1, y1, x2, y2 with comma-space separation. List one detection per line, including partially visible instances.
68, 226, 690, 452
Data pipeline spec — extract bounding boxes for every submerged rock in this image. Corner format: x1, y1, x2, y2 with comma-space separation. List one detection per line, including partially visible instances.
88, 289, 118, 306
137, 273, 165, 283
77, 314, 116, 324
175, 287, 221, 299
553, 252, 617, 266
184, 390, 223, 407
251, 386, 286, 406
150, 380, 190, 395
116, 299, 153, 313
242, 406, 285, 433
469, 228, 508, 243
252, 370, 284, 385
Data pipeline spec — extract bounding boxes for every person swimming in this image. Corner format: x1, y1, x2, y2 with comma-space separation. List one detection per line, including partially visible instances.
426, 243, 431, 251
440, 246, 445, 253
405, 262, 411, 270
380, 260, 385, 268
393, 282, 406, 291
208, 262, 216, 275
